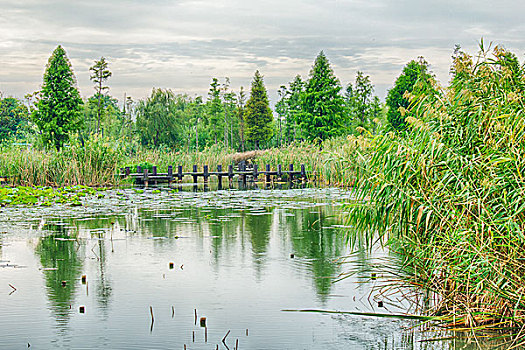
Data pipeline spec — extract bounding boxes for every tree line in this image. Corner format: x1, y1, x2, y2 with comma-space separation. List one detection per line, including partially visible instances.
0, 45, 433, 151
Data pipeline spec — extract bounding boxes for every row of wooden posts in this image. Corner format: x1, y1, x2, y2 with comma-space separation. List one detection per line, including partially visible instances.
119, 163, 308, 187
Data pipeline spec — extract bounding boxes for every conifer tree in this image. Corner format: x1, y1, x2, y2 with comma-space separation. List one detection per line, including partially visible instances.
386, 58, 433, 131
245, 71, 273, 150
300, 51, 345, 141
33, 45, 83, 149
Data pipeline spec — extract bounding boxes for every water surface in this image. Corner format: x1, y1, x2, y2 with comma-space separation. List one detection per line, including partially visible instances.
0, 187, 481, 349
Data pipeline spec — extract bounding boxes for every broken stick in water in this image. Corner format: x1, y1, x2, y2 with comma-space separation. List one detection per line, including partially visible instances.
222, 329, 231, 343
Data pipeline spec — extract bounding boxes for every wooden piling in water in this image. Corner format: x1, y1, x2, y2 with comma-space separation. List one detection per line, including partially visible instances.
144, 168, 149, 188
203, 165, 209, 184
265, 164, 271, 183
177, 165, 183, 182
167, 166, 173, 186
217, 165, 223, 189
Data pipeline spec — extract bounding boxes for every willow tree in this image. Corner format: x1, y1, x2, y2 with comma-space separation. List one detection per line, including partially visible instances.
33, 45, 83, 149
245, 71, 273, 150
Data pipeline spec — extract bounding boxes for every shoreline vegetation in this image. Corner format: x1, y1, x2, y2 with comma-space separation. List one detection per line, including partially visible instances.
0, 134, 364, 188
2, 41, 525, 345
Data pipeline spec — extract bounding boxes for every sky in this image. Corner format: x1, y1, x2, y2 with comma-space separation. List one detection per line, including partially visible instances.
1, 0, 524, 105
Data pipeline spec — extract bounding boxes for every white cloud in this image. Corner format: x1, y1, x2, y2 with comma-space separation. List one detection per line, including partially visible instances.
0, 0, 524, 102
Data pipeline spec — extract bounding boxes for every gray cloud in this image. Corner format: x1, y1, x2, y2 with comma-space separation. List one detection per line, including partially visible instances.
1, 0, 524, 103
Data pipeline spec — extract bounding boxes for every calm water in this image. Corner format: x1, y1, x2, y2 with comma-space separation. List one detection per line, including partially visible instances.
0, 186, 481, 349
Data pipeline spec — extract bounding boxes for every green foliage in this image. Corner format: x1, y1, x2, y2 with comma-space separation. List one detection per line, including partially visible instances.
83, 94, 123, 139
245, 70, 273, 149
385, 58, 433, 131
345, 44, 525, 331
89, 57, 112, 134
0, 185, 98, 206
32, 45, 83, 150
207, 78, 224, 144
0, 134, 123, 186
0, 96, 31, 141
300, 51, 345, 142
136, 88, 182, 148
345, 71, 384, 133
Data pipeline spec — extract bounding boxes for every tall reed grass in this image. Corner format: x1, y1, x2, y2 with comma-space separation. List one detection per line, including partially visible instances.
0, 134, 123, 186
344, 44, 525, 342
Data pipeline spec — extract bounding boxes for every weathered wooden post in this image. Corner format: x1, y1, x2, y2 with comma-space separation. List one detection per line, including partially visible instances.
253, 164, 259, 182
228, 164, 234, 186
144, 168, 149, 188
152, 165, 158, 185
277, 164, 282, 181
192, 165, 198, 185
125, 167, 130, 177
289, 164, 294, 184
241, 161, 247, 187
217, 165, 223, 189
203, 165, 209, 185
301, 164, 306, 182
265, 164, 271, 183
167, 166, 173, 186
177, 165, 183, 182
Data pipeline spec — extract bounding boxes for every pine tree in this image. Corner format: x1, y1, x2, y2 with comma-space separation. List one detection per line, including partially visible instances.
300, 51, 345, 142
245, 71, 273, 150
33, 45, 83, 149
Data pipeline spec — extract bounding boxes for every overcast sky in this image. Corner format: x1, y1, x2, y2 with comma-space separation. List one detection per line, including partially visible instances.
1, 0, 524, 104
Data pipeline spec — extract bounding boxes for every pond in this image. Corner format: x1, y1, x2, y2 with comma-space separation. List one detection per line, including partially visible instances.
0, 186, 481, 349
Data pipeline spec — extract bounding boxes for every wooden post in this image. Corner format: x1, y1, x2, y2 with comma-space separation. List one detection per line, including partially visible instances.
301, 164, 306, 182
277, 164, 282, 181
265, 164, 271, 183
217, 165, 223, 189
253, 164, 258, 182
242, 162, 247, 186
203, 165, 209, 184
228, 165, 233, 185
152, 165, 158, 185
289, 164, 294, 183
144, 168, 149, 188
178, 165, 183, 182
137, 165, 142, 174
167, 166, 173, 186
192, 165, 198, 185
125, 167, 130, 177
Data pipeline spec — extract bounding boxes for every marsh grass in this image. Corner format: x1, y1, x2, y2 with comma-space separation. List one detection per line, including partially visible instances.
344, 44, 525, 344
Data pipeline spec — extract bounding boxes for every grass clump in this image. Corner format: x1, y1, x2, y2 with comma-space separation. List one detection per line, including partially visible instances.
345, 44, 525, 340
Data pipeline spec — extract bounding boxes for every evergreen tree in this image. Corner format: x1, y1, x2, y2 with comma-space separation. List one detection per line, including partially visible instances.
33, 45, 83, 149
245, 70, 273, 150
300, 51, 345, 142
386, 57, 433, 131
285, 75, 304, 142
237, 87, 247, 152
89, 57, 112, 134
206, 78, 224, 144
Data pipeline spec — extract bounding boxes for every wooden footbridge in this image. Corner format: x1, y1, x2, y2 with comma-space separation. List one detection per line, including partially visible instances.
119, 163, 308, 187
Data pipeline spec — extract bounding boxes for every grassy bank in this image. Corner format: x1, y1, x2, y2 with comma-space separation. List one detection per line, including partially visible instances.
0, 135, 364, 187
345, 46, 525, 341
